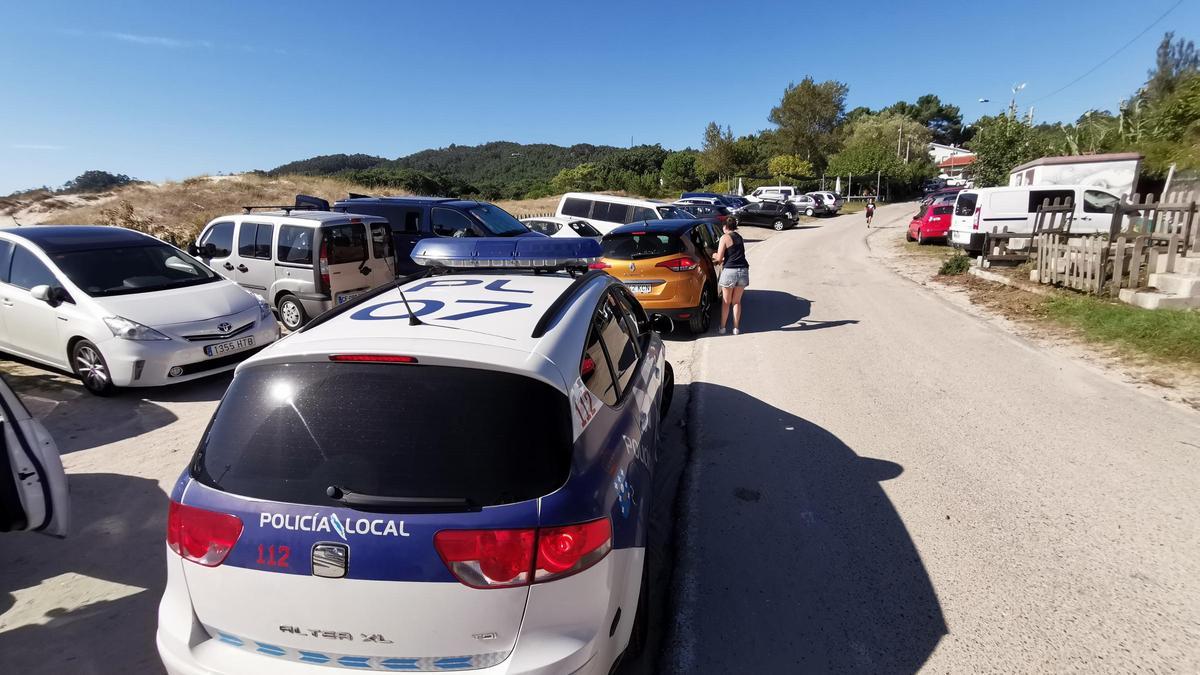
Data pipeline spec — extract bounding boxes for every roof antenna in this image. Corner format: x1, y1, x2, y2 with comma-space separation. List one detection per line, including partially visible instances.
395, 284, 423, 326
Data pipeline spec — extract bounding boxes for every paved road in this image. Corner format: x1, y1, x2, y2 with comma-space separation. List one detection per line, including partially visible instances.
661, 203, 1200, 673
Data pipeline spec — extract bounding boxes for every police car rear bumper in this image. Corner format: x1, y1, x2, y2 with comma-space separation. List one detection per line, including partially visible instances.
158, 548, 644, 675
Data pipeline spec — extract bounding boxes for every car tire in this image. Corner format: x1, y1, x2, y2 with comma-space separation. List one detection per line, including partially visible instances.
805, 208, 815, 217
906, 229, 915, 242
689, 286, 712, 334
772, 219, 785, 231
917, 229, 925, 245
277, 294, 308, 331
71, 339, 116, 396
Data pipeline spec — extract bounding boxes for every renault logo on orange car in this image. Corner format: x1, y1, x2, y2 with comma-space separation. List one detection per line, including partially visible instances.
629, 262, 636, 271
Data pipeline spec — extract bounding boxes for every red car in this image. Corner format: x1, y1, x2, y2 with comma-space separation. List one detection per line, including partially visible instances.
907, 198, 955, 244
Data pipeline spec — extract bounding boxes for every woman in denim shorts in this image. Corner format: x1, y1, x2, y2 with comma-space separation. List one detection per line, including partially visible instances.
712, 221, 750, 334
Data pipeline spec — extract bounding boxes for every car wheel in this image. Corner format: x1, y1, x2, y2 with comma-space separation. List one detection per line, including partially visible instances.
805, 208, 815, 217
71, 339, 116, 396
906, 229, 915, 242
277, 294, 308, 331
917, 229, 925, 245
773, 219, 785, 231
689, 286, 712, 334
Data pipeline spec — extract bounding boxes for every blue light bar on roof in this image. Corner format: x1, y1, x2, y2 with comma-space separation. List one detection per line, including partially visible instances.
410, 237, 602, 269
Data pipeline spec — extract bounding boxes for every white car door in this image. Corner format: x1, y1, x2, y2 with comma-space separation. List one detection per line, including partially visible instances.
1, 244, 68, 367
0, 374, 68, 537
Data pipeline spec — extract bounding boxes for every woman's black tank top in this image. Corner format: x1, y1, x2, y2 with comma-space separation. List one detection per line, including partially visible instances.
724, 232, 749, 269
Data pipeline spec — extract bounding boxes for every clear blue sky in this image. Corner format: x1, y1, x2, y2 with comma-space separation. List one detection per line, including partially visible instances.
1, 0, 1196, 194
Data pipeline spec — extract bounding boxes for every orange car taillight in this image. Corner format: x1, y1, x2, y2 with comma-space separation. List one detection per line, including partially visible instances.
655, 256, 699, 272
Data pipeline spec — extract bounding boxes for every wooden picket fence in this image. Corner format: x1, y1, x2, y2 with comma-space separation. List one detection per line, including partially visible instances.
983, 197, 1074, 267
1031, 190, 1199, 298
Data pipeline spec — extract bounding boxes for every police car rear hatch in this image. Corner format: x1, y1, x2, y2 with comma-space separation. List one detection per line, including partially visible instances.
174, 359, 575, 669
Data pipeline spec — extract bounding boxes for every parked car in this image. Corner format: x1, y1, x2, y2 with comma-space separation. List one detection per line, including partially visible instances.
948, 185, 1120, 255
157, 237, 673, 675
520, 215, 601, 240
0, 226, 280, 395
679, 192, 747, 210
311, 195, 538, 276
673, 202, 732, 224
732, 200, 800, 230
0, 373, 68, 537
921, 186, 964, 205
746, 185, 801, 203
807, 191, 844, 214
592, 219, 720, 333
801, 193, 834, 217
907, 197, 957, 244
556, 193, 692, 235
194, 209, 396, 331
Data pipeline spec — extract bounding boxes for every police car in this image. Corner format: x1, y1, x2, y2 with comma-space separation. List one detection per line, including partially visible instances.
157, 237, 675, 674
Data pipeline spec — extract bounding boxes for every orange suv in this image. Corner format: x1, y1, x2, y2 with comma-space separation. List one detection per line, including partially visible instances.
590, 219, 720, 333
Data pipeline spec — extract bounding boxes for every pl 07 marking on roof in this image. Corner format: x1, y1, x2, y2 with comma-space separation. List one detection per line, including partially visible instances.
349, 278, 537, 323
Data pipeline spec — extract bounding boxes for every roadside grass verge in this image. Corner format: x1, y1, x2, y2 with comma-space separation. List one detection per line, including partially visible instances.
1039, 294, 1200, 366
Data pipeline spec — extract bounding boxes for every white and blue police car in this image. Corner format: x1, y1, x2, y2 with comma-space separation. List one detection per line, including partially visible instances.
157, 237, 674, 674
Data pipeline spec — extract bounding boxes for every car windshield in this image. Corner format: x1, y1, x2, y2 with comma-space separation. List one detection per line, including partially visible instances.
193, 362, 572, 507
50, 243, 219, 297
656, 206, 692, 219
602, 232, 686, 260
469, 204, 529, 236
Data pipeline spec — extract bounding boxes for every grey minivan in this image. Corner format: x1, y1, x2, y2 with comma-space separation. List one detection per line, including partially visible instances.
192, 210, 396, 330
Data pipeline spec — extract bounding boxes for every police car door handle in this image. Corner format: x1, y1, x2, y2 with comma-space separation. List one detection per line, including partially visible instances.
237, 264, 249, 273
326, 485, 476, 512
223, 262, 235, 271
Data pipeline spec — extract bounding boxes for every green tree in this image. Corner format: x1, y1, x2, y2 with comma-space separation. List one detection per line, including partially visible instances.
550, 163, 604, 193
767, 154, 814, 179
967, 113, 1052, 187
61, 170, 134, 194
697, 122, 736, 181
884, 94, 970, 145
1146, 32, 1199, 100
767, 77, 848, 170
662, 151, 701, 191
826, 112, 935, 193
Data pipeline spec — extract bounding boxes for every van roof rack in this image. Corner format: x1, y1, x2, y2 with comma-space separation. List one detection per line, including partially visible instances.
241, 204, 305, 214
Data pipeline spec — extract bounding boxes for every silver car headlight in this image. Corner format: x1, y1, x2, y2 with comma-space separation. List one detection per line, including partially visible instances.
102, 316, 172, 341
254, 294, 271, 322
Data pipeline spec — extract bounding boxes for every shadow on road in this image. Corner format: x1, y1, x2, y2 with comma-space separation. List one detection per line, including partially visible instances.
738, 290, 859, 334
0, 472, 169, 674
0, 358, 231, 453
660, 383, 945, 673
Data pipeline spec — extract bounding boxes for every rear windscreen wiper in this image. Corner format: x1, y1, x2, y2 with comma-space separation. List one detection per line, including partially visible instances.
326, 485, 478, 512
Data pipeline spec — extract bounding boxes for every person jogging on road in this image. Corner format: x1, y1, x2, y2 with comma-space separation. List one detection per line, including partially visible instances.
713, 220, 749, 335
865, 198, 876, 228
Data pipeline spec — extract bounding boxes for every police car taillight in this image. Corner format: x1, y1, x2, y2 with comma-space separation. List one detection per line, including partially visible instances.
534, 518, 612, 582
434, 528, 536, 589
166, 501, 243, 567
434, 518, 612, 589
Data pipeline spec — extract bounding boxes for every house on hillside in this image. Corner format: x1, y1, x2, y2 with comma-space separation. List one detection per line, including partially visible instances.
928, 143, 976, 182
1009, 153, 1143, 197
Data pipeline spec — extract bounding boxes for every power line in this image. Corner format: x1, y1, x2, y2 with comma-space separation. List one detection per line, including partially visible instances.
1029, 0, 1185, 105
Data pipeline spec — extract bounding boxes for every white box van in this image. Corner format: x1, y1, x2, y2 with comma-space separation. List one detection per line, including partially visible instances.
948, 185, 1121, 254
193, 210, 396, 330
555, 193, 692, 235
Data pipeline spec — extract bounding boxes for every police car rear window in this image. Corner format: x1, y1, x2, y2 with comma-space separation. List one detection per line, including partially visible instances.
192, 362, 572, 508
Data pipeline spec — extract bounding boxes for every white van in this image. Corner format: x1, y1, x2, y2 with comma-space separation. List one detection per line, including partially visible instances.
746, 185, 800, 203
193, 210, 396, 330
555, 193, 692, 235
948, 185, 1121, 254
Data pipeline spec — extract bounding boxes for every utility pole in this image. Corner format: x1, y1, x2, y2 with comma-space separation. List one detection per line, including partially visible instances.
897, 126, 903, 158
876, 170, 881, 199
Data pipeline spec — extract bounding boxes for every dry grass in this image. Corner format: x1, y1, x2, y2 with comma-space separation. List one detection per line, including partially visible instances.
40, 174, 400, 244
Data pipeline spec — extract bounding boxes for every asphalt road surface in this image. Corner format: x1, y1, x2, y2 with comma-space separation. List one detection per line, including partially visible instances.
657, 203, 1200, 673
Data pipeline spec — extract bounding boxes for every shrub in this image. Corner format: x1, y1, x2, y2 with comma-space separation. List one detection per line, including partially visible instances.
939, 254, 972, 275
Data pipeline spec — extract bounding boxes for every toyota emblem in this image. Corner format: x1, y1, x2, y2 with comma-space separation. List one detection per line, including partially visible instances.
217, 322, 233, 333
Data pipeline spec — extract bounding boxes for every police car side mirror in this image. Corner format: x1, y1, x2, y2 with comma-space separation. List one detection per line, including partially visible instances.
648, 313, 674, 334
186, 243, 200, 256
